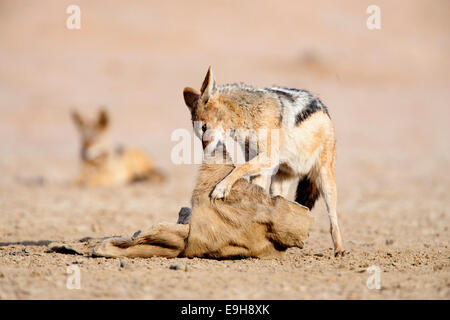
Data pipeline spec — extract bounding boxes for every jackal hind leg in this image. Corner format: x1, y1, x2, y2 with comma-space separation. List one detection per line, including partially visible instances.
317, 166, 345, 257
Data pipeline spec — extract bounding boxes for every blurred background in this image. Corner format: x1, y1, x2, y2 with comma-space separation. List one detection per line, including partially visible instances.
1, 0, 448, 162
0, 0, 449, 300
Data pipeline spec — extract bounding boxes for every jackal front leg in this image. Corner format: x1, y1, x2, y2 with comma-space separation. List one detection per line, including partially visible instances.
211, 152, 277, 199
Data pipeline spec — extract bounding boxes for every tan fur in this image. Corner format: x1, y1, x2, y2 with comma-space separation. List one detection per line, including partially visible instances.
183, 67, 344, 256
93, 154, 314, 259
71, 109, 165, 187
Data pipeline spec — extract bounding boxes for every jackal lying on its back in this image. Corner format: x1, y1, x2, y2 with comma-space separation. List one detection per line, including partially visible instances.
93, 151, 314, 259
71, 109, 165, 187
183, 67, 344, 256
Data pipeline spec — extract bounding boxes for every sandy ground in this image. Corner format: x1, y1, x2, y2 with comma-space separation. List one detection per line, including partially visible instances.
0, 0, 449, 299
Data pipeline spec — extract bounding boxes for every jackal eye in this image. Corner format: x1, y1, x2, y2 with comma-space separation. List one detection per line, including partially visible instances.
201, 124, 207, 133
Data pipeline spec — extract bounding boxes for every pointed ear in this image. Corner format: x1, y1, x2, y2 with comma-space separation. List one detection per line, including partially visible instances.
183, 87, 200, 112
199, 66, 216, 103
98, 109, 109, 129
71, 110, 83, 128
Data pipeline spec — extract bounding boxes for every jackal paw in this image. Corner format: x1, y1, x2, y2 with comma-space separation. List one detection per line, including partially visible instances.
211, 181, 231, 199
334, 249, 346, 257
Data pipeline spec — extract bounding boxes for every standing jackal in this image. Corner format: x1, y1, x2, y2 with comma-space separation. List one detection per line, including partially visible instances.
183, 67, 344, 256
71, 109, 165, 187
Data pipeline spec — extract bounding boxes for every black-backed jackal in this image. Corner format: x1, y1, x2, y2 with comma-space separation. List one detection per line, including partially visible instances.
71, 109, 165, 187
183, 67, 344, 256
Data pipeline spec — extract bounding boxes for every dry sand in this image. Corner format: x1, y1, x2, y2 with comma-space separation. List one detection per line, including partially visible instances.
0, 0, 449, 299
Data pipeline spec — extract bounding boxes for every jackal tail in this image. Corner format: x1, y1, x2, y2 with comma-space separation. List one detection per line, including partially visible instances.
295, 177, 319, 210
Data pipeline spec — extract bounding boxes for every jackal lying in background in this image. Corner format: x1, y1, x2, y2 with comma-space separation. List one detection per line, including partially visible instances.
93, 152, 314, 259
71, 109, 165, 187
